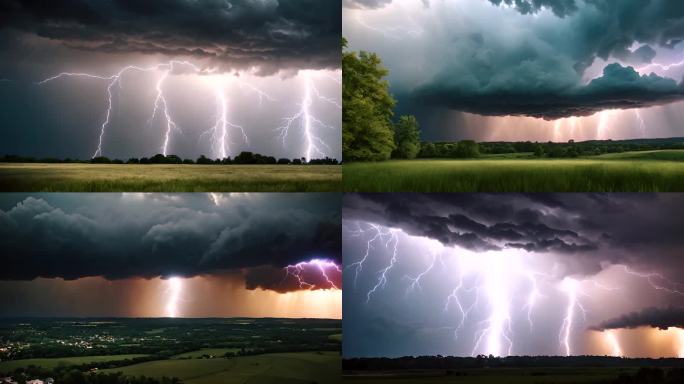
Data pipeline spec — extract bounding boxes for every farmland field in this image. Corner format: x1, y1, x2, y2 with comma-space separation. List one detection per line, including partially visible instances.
0, 163, 341, 192
0, 354, 149, 371
343, 150, 684, 192
104, 351, 341, 384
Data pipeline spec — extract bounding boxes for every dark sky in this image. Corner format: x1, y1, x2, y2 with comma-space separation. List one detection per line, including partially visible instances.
343, 0, 684, 142
0, 0, 341, 160
0, 193, 342, 318
343, 193, 684, 358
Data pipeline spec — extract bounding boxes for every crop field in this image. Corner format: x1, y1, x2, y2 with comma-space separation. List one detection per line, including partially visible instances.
0, 163, 341, 192
102, 351, 341, 384
343, 150, 684, 192
0, 354, 149, 371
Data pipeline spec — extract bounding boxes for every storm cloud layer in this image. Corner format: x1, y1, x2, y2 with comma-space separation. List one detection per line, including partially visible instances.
344, 193, 684, 277
344, 0, 684, 129
0, 0, 341, 74
0, 193, 341, 292
595, 306, 684, 331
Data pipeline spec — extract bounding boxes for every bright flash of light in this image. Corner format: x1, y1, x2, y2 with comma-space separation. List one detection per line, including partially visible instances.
678, 328, 684, 358
559, 278, 580, 356
346, 221, 554, 357
38, 61, 276, 159
605, 330, 623, 357
276, 71, 340, 162
165, 277, 183, 318
283, 259, 342, 291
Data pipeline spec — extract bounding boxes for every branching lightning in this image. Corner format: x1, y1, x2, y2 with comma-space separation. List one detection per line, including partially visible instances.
38, 61, 288, 159
283, 259, 342, 291
276, 71, 340, 162
346, 222, 684, 357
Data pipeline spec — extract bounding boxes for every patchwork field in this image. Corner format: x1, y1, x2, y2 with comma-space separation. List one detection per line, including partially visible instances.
343, 150, 684, 192
103, 351, 341, 384
0, 163, 341, 192
0, 354, 149, 371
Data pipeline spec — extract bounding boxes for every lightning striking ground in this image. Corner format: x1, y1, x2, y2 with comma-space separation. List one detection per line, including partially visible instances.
38, 62, 309, 159
276, 71, 340, 162
346, 221, 684, 357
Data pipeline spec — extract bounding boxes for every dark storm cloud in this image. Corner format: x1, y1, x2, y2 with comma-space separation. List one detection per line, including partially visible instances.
593, 306, 684, 331
349, 0, 684, 120
344, 193, 597, 254
488, 0, 579, 17
0, 194, 341, 284
415, 61, 684, 120
344, 194, 684, 276
0, 0, 341, 74
343, 0, 393, 9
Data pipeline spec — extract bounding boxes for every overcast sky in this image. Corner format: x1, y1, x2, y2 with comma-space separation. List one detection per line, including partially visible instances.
343, 193, 684, 358
0, 0, 341, 160
0, 193, 341, 318
343, 0, 684, 142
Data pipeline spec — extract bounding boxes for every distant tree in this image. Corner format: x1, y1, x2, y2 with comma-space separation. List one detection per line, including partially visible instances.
533, 144, 545, 157
91, 156, 111, 164
234, 151, 255, 164
419, 142, 437, 158
292, 158, 302, 165
165, 155, 182, 164
457, 140, 480, 158
127, 158, 140, 164
182, 158, 194, 164
196, 155, 212, 164
342, 38, 396, 161
392, 115, 421, 159
111, 159, 124, 164
277, 158, 291, 165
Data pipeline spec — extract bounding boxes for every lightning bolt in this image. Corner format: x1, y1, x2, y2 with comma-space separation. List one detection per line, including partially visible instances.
276, 71, 339, 162
38, 61, 273, 159
633, 110, 646, 138
617, 265, 684, 296
605, 330, 623, 357
165, 277, 183, 318
283, 259, 342, 290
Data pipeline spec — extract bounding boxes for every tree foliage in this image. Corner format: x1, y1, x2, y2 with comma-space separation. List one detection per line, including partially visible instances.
342, 38, 396, 161
392, 115, 421, 159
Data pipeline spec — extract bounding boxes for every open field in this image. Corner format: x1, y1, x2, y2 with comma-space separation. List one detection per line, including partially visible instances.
343, 150, 684, 192
0, 163, 341, 192
171, 348, 241, 359
344, 367, 637, 384
0, 354, 149, 371
102, 351, 341, 384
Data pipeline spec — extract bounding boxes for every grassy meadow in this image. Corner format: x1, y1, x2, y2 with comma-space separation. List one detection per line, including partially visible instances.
343, 150, 684, 192
102, 351, 341, 384
0, 163, 341, 192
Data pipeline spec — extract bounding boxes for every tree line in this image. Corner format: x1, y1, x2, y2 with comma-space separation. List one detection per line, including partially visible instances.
0, 152, 339, 165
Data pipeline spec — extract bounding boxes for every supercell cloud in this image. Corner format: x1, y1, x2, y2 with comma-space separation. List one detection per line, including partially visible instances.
344, 0, 684, 139
0, 193, 341, 293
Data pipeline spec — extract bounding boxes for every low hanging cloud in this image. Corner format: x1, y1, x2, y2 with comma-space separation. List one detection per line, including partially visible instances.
415, 63, 684, 120
0, 0, 341, 75
0, 194, 341, 288
343, 193, 684, 278
593, 306, 684, 331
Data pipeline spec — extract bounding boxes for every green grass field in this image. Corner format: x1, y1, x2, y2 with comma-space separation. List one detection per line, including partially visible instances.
102, 351, 341, 384
344, 367, 637, 384
0, 163, 341, 192
171, 348, 241, 359
343, 150, 684, 192
0, 354, 149, 371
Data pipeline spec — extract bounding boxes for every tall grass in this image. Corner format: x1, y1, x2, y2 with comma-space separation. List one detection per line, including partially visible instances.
343, 152, 684, 192
0, 163, 341, 192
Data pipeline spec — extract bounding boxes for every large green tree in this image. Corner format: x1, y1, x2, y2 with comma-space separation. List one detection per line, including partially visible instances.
342, 38, 396, 161
392, 115, 421, 159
